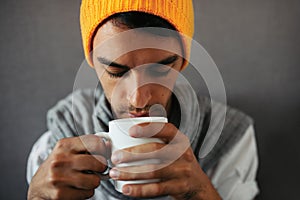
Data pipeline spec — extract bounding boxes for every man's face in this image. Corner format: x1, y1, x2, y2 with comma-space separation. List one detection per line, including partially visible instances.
92, 22, 183, 119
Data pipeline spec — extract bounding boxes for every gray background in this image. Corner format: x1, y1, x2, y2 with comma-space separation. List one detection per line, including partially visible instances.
0, 0, 299, 199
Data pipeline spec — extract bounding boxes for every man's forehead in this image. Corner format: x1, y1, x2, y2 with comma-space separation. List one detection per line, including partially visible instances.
92, 22, 183, 62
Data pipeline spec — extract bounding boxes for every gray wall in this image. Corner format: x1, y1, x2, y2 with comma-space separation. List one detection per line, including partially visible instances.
0, 0, 299, 199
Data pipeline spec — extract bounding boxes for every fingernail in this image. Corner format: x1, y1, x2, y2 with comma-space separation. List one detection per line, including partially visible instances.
122, 186, 131, 195
130, 126, 142, 137
111, 152, 122, 164
109, 168, 120, 179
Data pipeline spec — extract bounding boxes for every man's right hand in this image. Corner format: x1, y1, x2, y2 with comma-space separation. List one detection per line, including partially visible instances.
27, 134, 110, 200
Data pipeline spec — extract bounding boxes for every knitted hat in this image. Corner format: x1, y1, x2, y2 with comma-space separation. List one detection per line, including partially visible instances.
80, 0, 194, 70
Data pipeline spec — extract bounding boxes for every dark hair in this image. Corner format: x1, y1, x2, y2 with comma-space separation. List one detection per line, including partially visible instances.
108, 11, 177, 31
91, 11, 181, 50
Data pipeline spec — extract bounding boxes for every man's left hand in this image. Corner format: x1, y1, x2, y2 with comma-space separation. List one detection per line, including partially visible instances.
109, 122, 221, 200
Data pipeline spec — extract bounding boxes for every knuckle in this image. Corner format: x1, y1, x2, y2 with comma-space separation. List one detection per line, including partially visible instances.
165, 122, 173, 128
93, 157, 107, 171
52, 189, 64, 200
55, 138, 70, 150
166, 123, 176, 133
82, 135, 103, 153
184, 149, 194, 162
182, 180, 190, 190
80, 134, 98, 142
50, 154, 67, 168
48, 175, 60, 187
140, 183, 162, 196
133, 186, 142, 197
50, 160, 60, 169
47, 168, 64, 187
92, 176, 101, 187
154, 142, 163, 150
100, 156, 108, 166
154, 183, 164, 195
182, 166, 192, 178
85, 190, 95, 199
78, 175, 100, 189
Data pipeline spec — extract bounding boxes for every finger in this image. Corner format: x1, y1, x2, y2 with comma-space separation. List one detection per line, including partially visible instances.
121, 179, 189, 198
80, 134, 109, 155
49, 186, 95, 200
129, 123, 185, 143
110, 161, 191, 181
111, 143, 165, 164
55, 135, 108, 156
109, 164, 166, 180
112, 142, 190, 164
104, 140, 112, 158
72, 154, 108, 173
48, 170, 100, 190
70, 172, 101, 190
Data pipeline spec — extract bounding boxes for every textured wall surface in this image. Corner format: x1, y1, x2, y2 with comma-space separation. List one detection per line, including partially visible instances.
0, 0, 299, 199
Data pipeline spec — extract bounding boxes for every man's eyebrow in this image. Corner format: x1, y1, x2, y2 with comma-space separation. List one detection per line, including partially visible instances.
97, 57, 130, 69
97, 55, 178, 69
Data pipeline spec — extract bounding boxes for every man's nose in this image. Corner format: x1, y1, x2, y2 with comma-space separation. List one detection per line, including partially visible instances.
126, 71, 152, 109
128, 86, 152, 108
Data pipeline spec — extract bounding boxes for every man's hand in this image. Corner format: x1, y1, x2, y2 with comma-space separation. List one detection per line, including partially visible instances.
109, 123, 222, 200
28, 135, 110, 200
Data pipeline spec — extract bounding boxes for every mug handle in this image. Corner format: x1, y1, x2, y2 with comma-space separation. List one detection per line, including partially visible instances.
93, 132, 112, 180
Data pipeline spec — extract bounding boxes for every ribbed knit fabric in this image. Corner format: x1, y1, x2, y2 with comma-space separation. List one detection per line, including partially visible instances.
80, 0, 194, 70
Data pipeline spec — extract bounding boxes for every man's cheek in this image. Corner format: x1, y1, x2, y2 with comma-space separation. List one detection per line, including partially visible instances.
101, 83, 116, 100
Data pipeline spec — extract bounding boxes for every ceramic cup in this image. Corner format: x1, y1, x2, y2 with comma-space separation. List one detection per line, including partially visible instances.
96, 117, 168, 193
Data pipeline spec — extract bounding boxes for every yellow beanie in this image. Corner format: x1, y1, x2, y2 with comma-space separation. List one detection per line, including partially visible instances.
80, 0, 194, 70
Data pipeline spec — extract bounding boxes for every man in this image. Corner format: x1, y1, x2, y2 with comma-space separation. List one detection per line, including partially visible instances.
27, 0, 259, 199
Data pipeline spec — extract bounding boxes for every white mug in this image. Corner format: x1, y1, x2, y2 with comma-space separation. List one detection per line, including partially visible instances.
95, 117, 168, 193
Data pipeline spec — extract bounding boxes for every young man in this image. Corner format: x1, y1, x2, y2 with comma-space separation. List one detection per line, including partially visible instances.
27, 0, 259, 199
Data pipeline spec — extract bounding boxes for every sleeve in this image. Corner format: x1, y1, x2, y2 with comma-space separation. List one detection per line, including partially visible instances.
26, 131, 53, 184
206, 125, 259, 200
